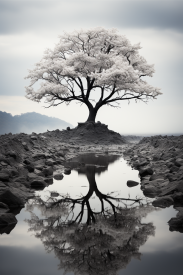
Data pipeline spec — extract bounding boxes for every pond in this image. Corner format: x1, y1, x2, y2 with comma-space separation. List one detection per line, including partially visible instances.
0, 153, 183, 275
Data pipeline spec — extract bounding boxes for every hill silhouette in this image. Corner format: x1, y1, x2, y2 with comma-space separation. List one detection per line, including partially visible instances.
0, 111, 72, 135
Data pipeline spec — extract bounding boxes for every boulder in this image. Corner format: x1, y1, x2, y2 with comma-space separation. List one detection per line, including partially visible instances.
152, 196, 174, 208
139, 168, 153, 177
44, 177, 53, 185
175, 158, 183, 167
26, 165, 34, 173
127, 180, 139, 188
0, 213, 17, 234
0, 189, 24, 207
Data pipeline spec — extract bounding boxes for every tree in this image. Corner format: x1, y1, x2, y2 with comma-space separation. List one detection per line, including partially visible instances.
25, 28, 161, 122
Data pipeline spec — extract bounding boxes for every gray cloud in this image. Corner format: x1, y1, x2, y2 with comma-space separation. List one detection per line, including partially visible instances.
0, 0, 183, 34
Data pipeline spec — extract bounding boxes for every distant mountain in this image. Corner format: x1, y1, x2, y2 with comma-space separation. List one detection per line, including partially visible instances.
0, 111, 73, 135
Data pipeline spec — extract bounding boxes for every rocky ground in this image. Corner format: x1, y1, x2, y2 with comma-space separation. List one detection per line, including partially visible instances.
0, 122, 183, 233
123, 135, 183, 232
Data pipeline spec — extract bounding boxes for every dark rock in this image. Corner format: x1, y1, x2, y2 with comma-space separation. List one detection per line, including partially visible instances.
23, 159, 31, 165
152, 196, 174, 208
54, 173, 64, 180
50, 192, 59, 197
30, 180, 47, 189
26, 165, 34, 173
139, 168, 153, 177
43, 167, 53, 177
44, 177, 53, 185
0, 181, 7, 188
127, 180, 139, 187
0, 189, 24, 207
177, 181, 183, 193
6, 151, 17, 159
0, 213, 17, 234
175, 158, 183, 167
143, 186, 160, 198
45, 159, 55, 166
67, 127, 70, 130
32, 153, 46, 159
64, 168, 71, 175
168, 217, 183, 233
169, 165, 179, 173
0, 173, 9, 182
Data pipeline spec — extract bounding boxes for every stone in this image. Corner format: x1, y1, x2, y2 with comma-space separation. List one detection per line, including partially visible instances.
0, 189, 24, 207
175, 158, 183, 167
143, 186, 160, 198
169, 165, 179, 173
0, 181, 7, 188
50, 192, 59, 197
0, 173, 9, 182
177, 181, 183, 193
44, 177, 53, 185
127, 180, 139, 187
67, 127, 70, 130
53, 173, 64, 180
32, 153, 46, 159
168, 217, 183, 233
152, 196, 174, 208
0, 213, 17, 234
30, 180, 47, 189
139, 168, 153, 177
6, 151, 17, 159
26, 165, 34, 173
43, 167, 53, 177
149, 174, 164, 181
64, 168, 71, 175
30, 135, 37, 140
45, 159, 55, 166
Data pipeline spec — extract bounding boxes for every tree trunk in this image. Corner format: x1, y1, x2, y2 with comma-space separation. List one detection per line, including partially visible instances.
86, 107, 98, 122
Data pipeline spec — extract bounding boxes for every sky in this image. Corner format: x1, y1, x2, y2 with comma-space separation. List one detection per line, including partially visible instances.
0, 0, 183, 135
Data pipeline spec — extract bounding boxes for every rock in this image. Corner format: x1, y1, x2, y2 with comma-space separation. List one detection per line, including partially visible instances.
168, 217, 183, 233
67, 127, 71, 130
44, 177, 53, 185
139, 168, 153, 177
26, 164, 34, 173
0, 181, 7, 188
0, 202, 9, 214
177, 181, 183, 193
169, 165, 179, 173
64, 167, 71, 175
50, 192, 59, 197
6, 151, 17, 159
45, 159, 55, 166
23, 159, 31, 165
53, 172, 64, 180
30, 180, 47, 189
0, 173, 9, 182
152, 196, 174, 208
43, 167, 53, 177
31, 135, 37, 140
0, 213, 17, 234
0, 189, 24, 207
149, 174, 164, 181
143, 186, 160, 198
32, 153, 46, 159
127, 180, 139, 187
34, 169, 44, 176
175, 158, 183, 167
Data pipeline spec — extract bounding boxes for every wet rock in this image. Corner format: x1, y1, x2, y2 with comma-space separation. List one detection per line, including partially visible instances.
0, 173, 9, 182
0, 213, 17, 234
152, 196, 174, 208
127, 180, 139, 187
139, 168, 153, 177
168, 217, 183, 233
143, 186, 160, 198
53, 172, 64, 180
0, 189, 24, 207
30, 180, 47, 189
64, 167, 71, 175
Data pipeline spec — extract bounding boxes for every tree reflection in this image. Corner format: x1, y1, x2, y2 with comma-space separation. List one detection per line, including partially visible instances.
26, 154, 155, 275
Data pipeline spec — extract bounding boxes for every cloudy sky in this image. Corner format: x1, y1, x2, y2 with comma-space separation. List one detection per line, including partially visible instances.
0, 0, 183, 134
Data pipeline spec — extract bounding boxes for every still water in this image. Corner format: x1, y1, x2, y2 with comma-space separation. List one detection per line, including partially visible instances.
0, 153, 183, 275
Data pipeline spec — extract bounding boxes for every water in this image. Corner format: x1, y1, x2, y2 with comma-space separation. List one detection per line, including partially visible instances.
0, 153, 183, 275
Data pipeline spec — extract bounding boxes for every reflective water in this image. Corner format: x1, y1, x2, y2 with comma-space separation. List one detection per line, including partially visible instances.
0, 153, 183, 275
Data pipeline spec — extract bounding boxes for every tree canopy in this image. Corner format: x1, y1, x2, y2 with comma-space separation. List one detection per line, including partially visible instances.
25, 27, 161, 122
